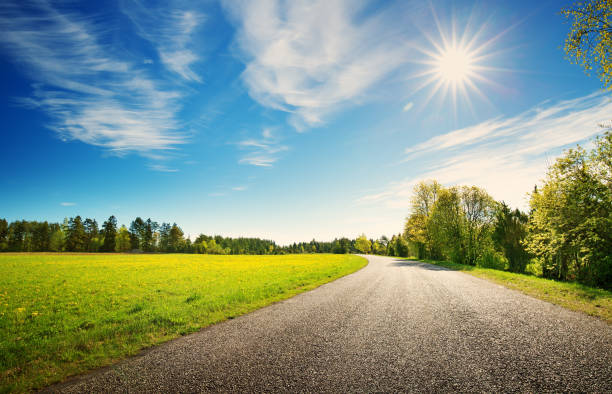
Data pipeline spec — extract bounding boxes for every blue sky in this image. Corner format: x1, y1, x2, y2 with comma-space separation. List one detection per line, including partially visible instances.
0, 0, 610, 244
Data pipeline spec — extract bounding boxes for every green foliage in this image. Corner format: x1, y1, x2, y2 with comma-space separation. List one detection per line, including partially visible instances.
424, 186, 497, 265
493, 202, 530, 272
404, 180, 443, 259
101, 216, 117, 252
0, 219, 7, 251
65, 216, 86, 252
394, 237, 410, 257
354, 233, 372, 254
561, 0, 612, 89
48, 226, 65, 252
525, 131, 612, 288
476, 249, 507, 270
115, 225, 131, 252
0, 254, 366, 392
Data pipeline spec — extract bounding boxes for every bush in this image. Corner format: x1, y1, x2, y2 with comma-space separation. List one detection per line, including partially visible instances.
476, 249, 507, 270
525, 258, 543, 277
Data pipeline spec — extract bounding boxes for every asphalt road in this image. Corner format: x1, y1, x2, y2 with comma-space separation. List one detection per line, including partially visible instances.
48, 255, 612, 393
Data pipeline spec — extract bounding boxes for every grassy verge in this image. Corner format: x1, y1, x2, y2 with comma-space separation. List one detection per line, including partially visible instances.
412, 258, 612, 324
0, 253, 367, 392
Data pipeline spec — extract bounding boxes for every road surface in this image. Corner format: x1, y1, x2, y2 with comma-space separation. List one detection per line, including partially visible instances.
48, 255, 612, 393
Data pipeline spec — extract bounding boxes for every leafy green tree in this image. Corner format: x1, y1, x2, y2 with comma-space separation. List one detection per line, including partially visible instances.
169, 223, 184, 252
332, 238, 350, 254
428, 187, 466, 263
460, 186, 497, 265
404, 180, 443, 259
355, 234, 372, 254
394, 236, 410, 257
561, 0, 612, 89
101, 216, 118, 252
493, 203, 530, 272
525, 132, 612, 287
115, 225, 131, 252
49, 225, 65, 252
372, 241, 386, 255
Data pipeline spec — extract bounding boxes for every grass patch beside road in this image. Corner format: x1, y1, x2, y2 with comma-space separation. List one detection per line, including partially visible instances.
0, 253, 366, 392
413, 259, 612, 324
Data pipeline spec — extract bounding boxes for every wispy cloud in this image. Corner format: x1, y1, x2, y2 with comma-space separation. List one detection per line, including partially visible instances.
237, 128, 288, 167
120, 0, 205, 82
223, 0, 413, 130
60, 202, 76, 207
232, 186, 247, 191
403, 102, 414, 112
0, 0, 188, 160
148, 164, 179, 173
358, 92, 612, 210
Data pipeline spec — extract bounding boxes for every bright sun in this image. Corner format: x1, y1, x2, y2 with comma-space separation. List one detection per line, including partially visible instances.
409, 10, 504, 117
434, 46, 475, 84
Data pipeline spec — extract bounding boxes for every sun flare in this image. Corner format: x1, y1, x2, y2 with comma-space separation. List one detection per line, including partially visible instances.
409, 10, 506, 117
434, 46, 475, 84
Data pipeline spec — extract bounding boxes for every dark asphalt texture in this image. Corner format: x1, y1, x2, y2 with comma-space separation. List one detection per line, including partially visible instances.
47, 255, 612, 393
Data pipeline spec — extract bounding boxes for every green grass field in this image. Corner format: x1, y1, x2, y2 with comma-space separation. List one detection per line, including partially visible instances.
414, 258, 612, 324
0, 253, 367, 392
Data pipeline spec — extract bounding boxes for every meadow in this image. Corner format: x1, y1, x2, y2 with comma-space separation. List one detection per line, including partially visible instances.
0, 253, 367, 392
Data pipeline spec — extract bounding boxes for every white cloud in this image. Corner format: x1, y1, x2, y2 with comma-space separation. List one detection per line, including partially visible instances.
223, 0, 413, 130
232, 186, 247, 191
60, 202, 76, 206
358, 92, 612, 210
121, 0, 205, 82
0, 1, 188, 159
403, 102, 414, 112
237, 128, 288, 167
148, 164, 179, 173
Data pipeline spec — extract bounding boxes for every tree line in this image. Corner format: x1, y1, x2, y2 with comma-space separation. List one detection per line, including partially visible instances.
0, 216, 374, 256
390, 131, 611, 289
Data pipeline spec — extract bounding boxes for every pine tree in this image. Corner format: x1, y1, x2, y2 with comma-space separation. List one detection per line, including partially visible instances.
101, 216, 118, 252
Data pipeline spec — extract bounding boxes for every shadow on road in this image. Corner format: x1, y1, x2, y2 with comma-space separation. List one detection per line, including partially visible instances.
389, 260, 452, 271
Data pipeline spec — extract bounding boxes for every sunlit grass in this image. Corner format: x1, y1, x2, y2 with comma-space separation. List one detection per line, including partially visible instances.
414, 258, 612, 324
0, 253, 367, 392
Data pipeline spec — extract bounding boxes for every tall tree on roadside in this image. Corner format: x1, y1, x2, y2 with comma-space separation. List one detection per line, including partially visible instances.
101, 215, 118, 252
428, 187, 465, 263
404, 180, 443, 259
460, 186, 497, 265
493, 203, 530, 272
525, 132, 612, 287
561, 0, 612, 89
